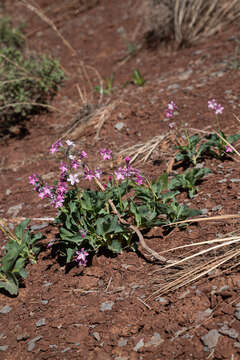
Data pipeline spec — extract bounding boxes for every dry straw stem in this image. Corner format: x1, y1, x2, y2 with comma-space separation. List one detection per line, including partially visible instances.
174, 0, 240, 46
119, 133, 170, 164
149, 214, 240, 296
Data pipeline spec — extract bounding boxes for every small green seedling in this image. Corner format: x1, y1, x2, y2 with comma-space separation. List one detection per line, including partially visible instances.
169, 167, 211, 198
95, 74, 114, 95
132, 69, 145, 86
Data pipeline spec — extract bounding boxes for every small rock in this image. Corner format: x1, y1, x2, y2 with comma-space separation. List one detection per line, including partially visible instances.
0, 305, 12, 314
7, 203, 24, 217
35, 318, 46, 327
201, 208, 208, 215
118, 337, 128, 347
211, 205, 222, 212
196, 163, 204, 169
234, 309, 240, 320
41, 300, 48, 305
201, 329, 220, 350
114, 122, 125, 131
5, 189, 11, 196
31, 223, 49, 231
154, 296, 169, 304
0, 345, 8, 351
100, 301, 114, 312
42, 281, 52, 287
230, 178, 240, 183
133, 338, 144, 352
167, 84, 179, 90
219, 324, 239, 339
145, 332, 163, 347
27, 336, 42, 352
195, 308, 213, 322
92, 332, 100, 341
218, 179, 227, 183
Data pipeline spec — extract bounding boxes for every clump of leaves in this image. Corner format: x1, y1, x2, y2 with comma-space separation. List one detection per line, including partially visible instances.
204, 131, 240, 159
175, 134, 210, 166
0, 17, 64, 133
132, 69, 145, 86
0, 17, 24, 49
0, 219, 43, 295
95, 74, 114, 95
29, 141, 201, 267
169, 167, 211, 198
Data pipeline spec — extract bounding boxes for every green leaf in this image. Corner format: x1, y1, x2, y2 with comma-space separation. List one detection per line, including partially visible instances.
107, 239, 123, 253
15, 218, 30, 242
227, 134, 240, 143
0, 272, 19, 295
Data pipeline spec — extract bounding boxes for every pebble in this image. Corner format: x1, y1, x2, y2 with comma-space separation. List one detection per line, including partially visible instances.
201, 208, 208, 215
118, 337, 128, 347
92, 332, 100, 341
145, 332, 163, 347
31, 223, 49, 231
219, 324, 239, 339
114, 122, 125, 131
0, 305, 12, 314
230, 178, 240, 183
7, 203, 24, 217
154, 296, 169, 304
35, 318, 46, 327
0, 345, 8, 351
211, 205, 222, 212
27, 336, 42, 352
201, 329, 220, 350
100, 301, 114, 311
133, 338, 144, 352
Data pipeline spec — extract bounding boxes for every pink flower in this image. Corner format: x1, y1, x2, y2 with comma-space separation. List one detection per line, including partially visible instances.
66, 139, 75, 147
225, 146, 233, 153
115, 168, 125, 181
100, 148, 112, 160
84, 168, 95, 181
208, 99, 224, 114
50, 140, 63, 154
80, 150, 88, 159
165, 109, 173, 118
125, 156, 131, 165
75, 248, 89, 267
168, 101, 177, 111
95, 168, 102, 179
71, 160, 80, 169
60, 162, 68, 174
67, 173, 79, 185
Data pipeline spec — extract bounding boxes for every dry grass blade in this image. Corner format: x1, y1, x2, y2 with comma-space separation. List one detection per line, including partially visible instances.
119, 133, 170, 164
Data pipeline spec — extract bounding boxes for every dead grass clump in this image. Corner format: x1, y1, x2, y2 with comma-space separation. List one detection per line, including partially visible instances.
142, 0, 240, 48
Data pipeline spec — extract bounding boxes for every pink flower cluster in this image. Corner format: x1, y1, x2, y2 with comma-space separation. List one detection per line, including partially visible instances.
114, 157, 143, 185
208, 99, 224, 114
165, 101, 178, 119
74, 248, 89, 267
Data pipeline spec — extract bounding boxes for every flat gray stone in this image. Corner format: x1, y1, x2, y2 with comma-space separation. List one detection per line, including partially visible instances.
27, 336, 42, 352
0, 345, 8, 351
35, 318, 46, 327
7, 203, 24, 217
219, 324, 239, 339
31, 223, 48, 231
201, 329, 220, 349
118, 337, 128, 347
133, 338, 144, 352
114, 122, 125, 131
92, 332, 100, 341
100, 301, 114, 311
235, 309, 240, 320
0, 305, 12, 314
145, 332, 163, 347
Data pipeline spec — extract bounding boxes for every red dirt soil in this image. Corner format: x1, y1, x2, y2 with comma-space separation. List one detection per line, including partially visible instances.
1, 1, 240, 359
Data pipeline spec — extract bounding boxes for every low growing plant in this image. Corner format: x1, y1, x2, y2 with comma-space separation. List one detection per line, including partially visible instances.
132, 69, 145, 86
28, 140, 200, 267
0, 17, 64, 131
169, 167, 211, 198
95, 74, 114, 95
0, 219, 43, 295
